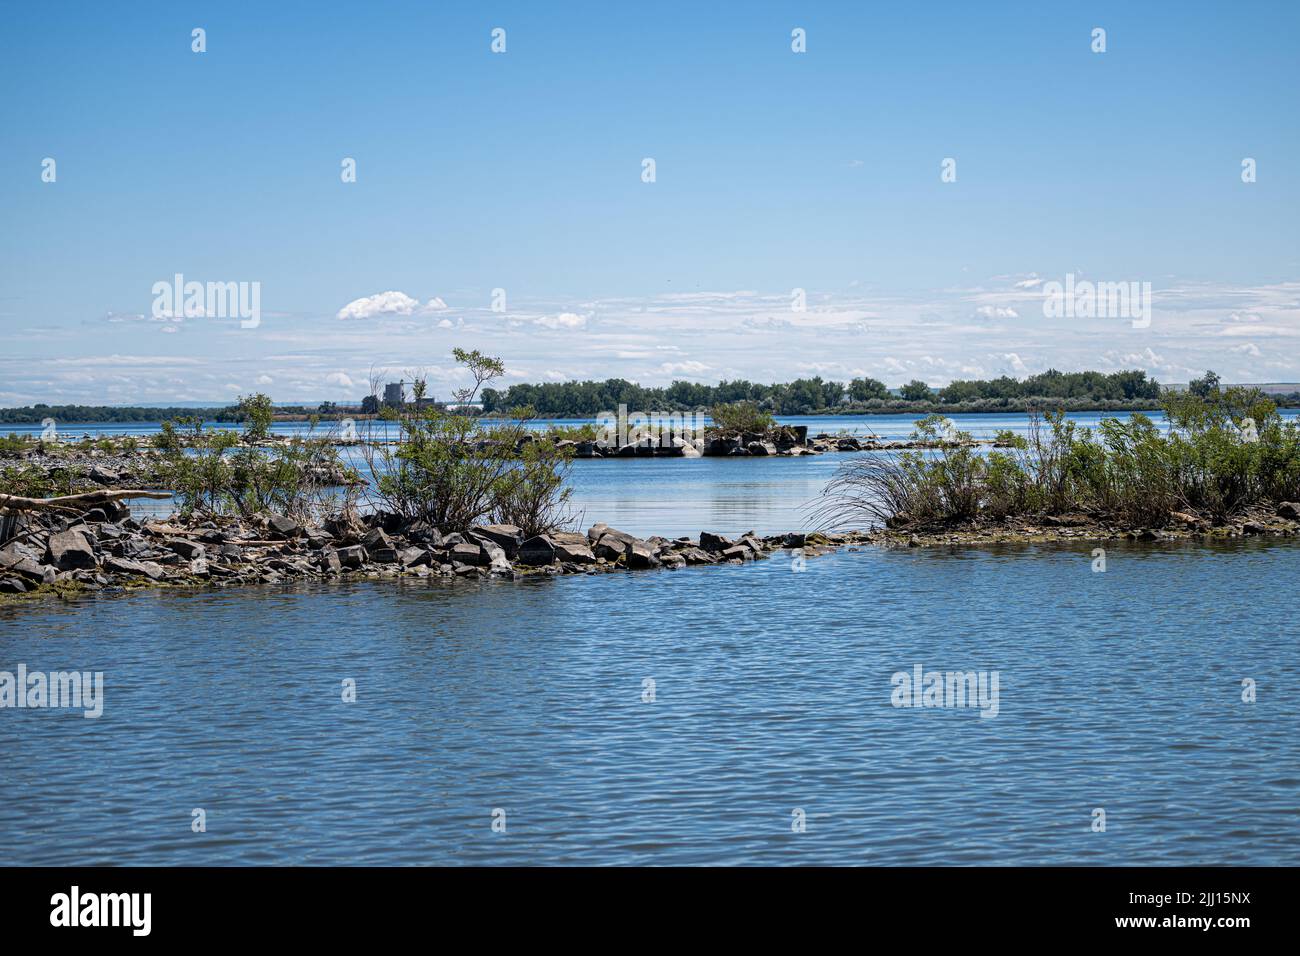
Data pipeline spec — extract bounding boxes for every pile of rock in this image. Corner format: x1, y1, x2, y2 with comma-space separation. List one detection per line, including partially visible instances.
568, 427, 1002, 458
0, 505, 856, 600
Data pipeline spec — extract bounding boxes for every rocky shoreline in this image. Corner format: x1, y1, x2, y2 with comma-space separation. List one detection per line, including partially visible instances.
0, 501, 867, 604
861, 501, 1300, 547
5, 498, 1299, 606
564, 427, 1001, 458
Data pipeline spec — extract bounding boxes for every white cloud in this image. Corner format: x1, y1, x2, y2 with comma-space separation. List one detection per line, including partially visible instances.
325, 372, 354, 388
534, 312, 588, 330
977, 306, 1020, 319
336, 291, 447, 320
658, 360, 711, 375
1002, 353, 1029, 374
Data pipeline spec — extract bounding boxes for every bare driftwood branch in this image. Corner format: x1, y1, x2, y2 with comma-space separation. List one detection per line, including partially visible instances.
0, 490, 173, 513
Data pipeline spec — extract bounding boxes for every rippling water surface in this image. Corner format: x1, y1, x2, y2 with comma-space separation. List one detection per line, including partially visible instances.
3, 538, 1297, 865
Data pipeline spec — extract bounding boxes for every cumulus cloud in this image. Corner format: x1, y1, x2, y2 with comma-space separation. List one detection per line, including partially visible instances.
336, 291, 448, 320
534, 312, 588, 330
658, 360, 711, 375
976, 306, 1020, 319
325, 372, 354, 388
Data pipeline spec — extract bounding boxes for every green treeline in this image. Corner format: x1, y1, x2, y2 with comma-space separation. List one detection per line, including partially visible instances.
0, 403, 308, 425
481, 369, 1168, 416
0, 404, 231, 425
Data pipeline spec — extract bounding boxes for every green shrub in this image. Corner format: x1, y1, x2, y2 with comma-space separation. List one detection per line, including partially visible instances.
363, 349, 574, 534
710, 401, 774, 435
815, 392, 1300, 530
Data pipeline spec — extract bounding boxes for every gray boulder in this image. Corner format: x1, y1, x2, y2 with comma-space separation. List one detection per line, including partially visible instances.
46, 529, 97, 571
518, 535, 557, 566
399, 547, 430, 567
678, 547, 717, 565
477, 539, 511, 572
165, 538, 205, 560
550, 531, 595, 563
449, 542, 484, 566
103, 556, 166, 580
699, 531, 735, 553
267, 514, 302, 539
593, 534, 628, 562
336, 545, 367, 569
625, 540, 661, 568
470, 524, 524, 558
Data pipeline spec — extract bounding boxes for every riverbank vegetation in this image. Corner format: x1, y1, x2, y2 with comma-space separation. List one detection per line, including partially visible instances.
154, 417, 358, 522
815, 386, 1300, 532
360, 348, 574, 537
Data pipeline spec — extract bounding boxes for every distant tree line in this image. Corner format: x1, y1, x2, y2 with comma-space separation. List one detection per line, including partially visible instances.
4, 370, 1295, 424
0, 402, 331, 425
481, 369, 1171, 417
0, 404, 229, 424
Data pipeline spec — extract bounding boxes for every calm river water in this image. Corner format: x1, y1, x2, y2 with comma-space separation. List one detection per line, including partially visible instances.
2, 539, 1297, 865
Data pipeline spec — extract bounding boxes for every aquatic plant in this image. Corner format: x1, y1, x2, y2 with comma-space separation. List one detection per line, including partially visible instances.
813, 390, 1300, 530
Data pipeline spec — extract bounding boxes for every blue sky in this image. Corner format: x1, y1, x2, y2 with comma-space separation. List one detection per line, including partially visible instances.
1, 1, 1297, 405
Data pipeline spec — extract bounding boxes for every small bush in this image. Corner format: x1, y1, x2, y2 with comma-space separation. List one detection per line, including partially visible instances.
813, 392, 1300, 531
710, 401, 775, 435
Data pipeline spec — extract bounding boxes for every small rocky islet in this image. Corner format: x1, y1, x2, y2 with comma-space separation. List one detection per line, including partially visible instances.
5, 497, 1300, 604
0, 499, 863, 602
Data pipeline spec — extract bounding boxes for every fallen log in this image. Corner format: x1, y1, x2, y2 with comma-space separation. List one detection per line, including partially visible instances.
0, 490, 173, 513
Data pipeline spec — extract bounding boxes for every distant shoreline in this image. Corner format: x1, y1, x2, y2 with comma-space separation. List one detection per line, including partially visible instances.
0, 401, 1190, 427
